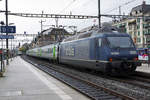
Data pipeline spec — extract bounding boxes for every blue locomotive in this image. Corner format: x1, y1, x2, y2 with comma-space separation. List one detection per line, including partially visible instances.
26, 26, 141, 75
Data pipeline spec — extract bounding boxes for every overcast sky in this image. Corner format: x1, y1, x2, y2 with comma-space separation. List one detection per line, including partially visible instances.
0, 0, 149, 48
0, 0, 149, 35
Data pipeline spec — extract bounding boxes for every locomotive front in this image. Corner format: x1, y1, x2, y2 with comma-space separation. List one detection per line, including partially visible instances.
103, 34, 141, 75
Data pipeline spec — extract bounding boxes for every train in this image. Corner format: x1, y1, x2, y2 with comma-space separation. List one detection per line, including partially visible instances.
26, 26, 141, 76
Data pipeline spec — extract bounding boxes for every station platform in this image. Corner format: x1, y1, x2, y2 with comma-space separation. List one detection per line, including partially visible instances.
0, 56, 90, 100
136, 63, 150, 73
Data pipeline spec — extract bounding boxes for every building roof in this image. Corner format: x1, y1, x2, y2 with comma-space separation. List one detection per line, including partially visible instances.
41, 28, 70, 35
131, 1, 150, 14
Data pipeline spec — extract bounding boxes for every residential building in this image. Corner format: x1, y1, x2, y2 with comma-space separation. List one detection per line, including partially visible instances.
113, 1, 150, 48
31, 28, 73, 48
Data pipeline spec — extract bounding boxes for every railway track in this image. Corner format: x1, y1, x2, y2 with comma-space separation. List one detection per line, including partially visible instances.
106, 71, 150, 90
134, 71, 150, 79
22, 55, 150, 100
104, 76, 150, 91
22, 56, 136, 100
131, 75, 150, 83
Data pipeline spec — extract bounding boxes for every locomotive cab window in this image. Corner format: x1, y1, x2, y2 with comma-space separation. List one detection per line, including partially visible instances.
107, 37, 134, 48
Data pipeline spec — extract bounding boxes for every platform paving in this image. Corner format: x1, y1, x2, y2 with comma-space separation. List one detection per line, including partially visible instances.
0, 56, 90, 100
136, 63, 150, 73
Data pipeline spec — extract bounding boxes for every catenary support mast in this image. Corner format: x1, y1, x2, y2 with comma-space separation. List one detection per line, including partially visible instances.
98, 0, 101, 28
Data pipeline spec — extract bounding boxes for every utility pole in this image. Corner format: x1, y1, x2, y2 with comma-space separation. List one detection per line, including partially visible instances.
55, 18, 59, 28
119, 6, 121, 20
39, 20, 46, 33
39, 11, 46, 46
98, 0, 101, 28
5, 0, 9, 65
119, 6, 121, 15
39, 11, 46, 33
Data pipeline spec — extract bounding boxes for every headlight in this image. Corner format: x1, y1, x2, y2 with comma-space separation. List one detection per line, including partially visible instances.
130, 51, 137, 54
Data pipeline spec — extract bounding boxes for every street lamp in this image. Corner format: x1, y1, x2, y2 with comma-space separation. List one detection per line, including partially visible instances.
8, 23, 15, 61
5, 0, 9, 65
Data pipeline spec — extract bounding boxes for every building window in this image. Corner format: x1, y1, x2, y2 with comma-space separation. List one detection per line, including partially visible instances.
129, 25, 132, 30
137, 18, 140, 23
137, 38, 141, 43
124, 29, 127, 33
138, 31, 140, 36
134, 32, 136, 36
138, 10, 142, 13
137, 24, 140, 29
148, 29, 150, 34
143, 30, 147, 35
143, 24, 145, 28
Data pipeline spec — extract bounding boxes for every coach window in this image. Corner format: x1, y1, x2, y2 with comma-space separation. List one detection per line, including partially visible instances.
98, 38, 102, 47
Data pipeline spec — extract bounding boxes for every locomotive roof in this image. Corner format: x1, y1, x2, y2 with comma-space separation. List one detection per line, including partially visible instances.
96, 26, 130, 37
94, 32, 129, 37
63, 26, 130, 42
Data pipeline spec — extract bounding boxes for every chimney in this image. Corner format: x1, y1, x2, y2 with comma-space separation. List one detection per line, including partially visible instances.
143, 1, 146, 5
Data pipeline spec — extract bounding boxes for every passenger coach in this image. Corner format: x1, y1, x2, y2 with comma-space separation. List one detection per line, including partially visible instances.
26, 43, 59, 62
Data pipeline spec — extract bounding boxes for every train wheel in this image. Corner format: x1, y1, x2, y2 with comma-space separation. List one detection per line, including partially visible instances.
121, 62, 137, 75
130, 64, 137, 72
105, 64, 112, 76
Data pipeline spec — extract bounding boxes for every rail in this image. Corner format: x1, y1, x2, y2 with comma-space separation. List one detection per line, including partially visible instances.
23, 56, 136, 100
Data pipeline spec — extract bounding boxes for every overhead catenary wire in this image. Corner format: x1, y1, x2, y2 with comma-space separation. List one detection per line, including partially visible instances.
70, 0, 96, 14
70, 0, 138, 27
68, 0, 98, 29
56, 0, 77, 28
58, 0, 77, 14
103, 0, 138, 14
